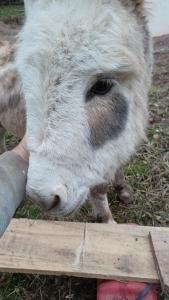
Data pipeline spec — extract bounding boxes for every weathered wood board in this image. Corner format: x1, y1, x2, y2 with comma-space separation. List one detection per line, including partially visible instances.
150, 231, 169, 294
0, 219, 169, 283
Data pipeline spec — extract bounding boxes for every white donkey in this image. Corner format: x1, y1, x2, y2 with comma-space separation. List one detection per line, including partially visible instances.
0, 0, 152, 223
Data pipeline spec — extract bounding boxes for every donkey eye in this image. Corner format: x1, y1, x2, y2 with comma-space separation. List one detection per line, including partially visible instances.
87, 79, 115, 100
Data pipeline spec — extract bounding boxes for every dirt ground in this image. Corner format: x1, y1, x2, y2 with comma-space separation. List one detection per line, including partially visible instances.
0, 16, 169, 300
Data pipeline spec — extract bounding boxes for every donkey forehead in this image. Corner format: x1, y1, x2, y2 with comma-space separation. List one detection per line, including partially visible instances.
20, 2, 138, 74
20, 32, 136, 82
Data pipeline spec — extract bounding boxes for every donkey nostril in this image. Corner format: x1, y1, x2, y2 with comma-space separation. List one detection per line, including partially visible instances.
50, 195, 61, 210
54, 195, 60, 206
42, 184, 68, 211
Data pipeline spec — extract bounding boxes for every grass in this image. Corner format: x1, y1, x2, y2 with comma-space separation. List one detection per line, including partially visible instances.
124, 160, 149, 177
0, 5, 24, 20
0, 6, 169, 299
15, 199, 42, 219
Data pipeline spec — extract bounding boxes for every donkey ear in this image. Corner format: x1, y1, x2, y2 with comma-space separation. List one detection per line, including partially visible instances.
120, 0, 145, 16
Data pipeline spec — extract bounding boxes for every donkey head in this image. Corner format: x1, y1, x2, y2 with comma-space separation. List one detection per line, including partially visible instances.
16, 0, 152, 216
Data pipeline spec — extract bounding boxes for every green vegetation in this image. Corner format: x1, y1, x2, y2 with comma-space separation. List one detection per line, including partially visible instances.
124, 160, 148, 177
0, 5, 24, 20
15, 198, 41, 219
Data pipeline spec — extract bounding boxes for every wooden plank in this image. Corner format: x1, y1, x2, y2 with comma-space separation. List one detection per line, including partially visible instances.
0, 219, 85, 277
0, 219, 168, 282
83, 223, 158, 282
150, 231, 169, 295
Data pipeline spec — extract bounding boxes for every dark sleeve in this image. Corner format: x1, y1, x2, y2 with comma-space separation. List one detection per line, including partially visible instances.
0, 151, 28, 237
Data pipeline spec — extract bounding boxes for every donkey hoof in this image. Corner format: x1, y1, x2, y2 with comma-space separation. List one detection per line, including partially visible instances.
117, 185, 133, 204
94, 214, 117, 224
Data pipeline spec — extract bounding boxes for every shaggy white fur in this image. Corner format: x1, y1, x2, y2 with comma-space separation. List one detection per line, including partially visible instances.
14, 0, 152, 217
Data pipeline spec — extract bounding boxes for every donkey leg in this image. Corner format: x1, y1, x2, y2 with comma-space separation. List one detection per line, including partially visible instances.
114, 167, 133, 204
0, 124, 6, 155
90, 186, 116, 224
